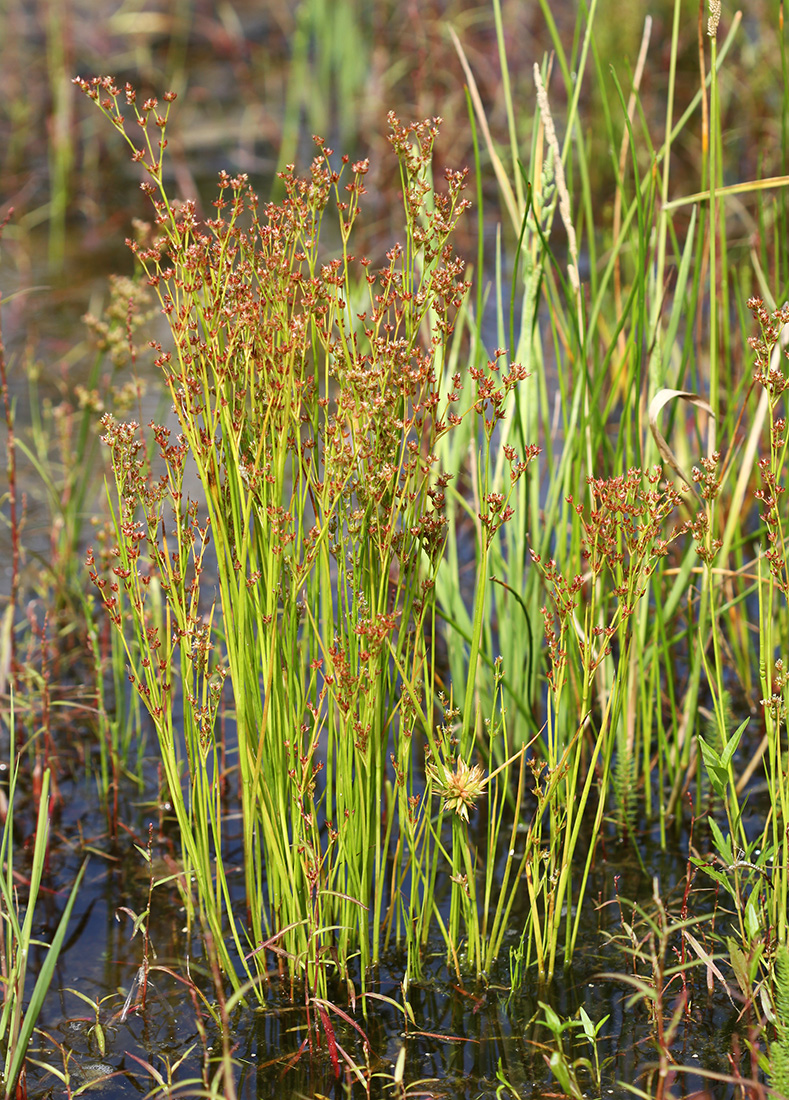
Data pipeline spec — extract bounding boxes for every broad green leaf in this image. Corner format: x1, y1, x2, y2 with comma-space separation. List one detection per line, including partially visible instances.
720, 718, 749, 770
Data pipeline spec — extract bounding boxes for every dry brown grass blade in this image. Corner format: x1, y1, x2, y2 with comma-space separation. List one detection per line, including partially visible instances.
663, 172, 789, 211
447, 24, 520, 234
683, 928, 736, 1004
648, 388, 714, 493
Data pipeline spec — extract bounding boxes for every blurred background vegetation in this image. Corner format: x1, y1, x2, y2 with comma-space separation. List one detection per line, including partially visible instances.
0, 0, 781, 496
2, 0, 783, 288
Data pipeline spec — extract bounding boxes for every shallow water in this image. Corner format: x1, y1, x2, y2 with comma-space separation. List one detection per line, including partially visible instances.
5, 706, 766, 1100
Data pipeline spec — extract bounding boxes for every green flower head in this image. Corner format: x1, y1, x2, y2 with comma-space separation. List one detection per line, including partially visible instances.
427, 756, 487, 823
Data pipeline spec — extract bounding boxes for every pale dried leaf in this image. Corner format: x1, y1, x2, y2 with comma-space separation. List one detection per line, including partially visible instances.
648, 388, 714, 492
683, 929, 735, 1004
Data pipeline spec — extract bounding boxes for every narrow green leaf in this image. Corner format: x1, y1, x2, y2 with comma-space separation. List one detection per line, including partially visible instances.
4, 859, 88, 1099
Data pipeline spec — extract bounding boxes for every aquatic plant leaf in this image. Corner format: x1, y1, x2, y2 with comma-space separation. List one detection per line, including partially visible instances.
664, 172, 789, 211
311, 996, 370, 1045
495, 1059, 523, 1097
448, 26, 519, 232
727, 937, 757, 1000
362, 991, 416, 1026
547, 1051, 582, 1099
721, 717, 748, 770
121, 1051, 164, 1087
538, 1000, 564, 1038
578, 1004, 608, 1042
707, 816, 734, 867
24, 1058, 68, 1085
692, 857, 734, 896
0, 605, 12, 700
393, 1045, 406, 1085
744, 889, 762, 940
316, 1003, 339, 1079
697, 735, 728, 797
601, 971, 659, 1005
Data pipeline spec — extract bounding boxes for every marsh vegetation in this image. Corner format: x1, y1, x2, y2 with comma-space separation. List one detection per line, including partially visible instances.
2, 1, 789, 1097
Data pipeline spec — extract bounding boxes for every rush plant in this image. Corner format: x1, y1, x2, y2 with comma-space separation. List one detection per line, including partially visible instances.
750, 296, 789, 950
76, 76, 538, 995
523, 467, 685, 982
